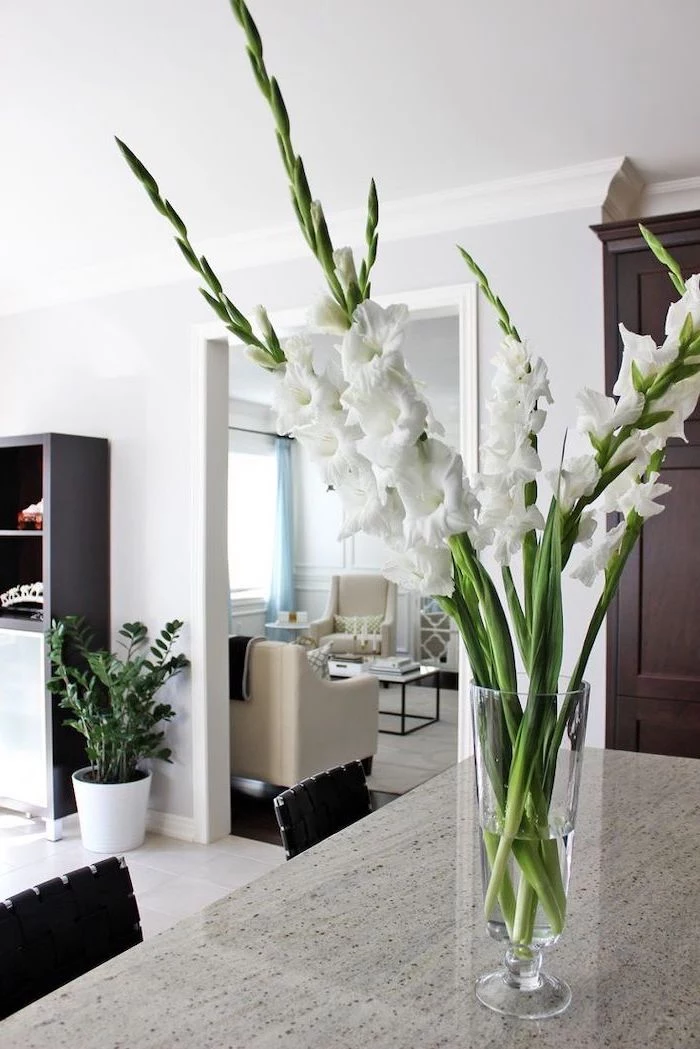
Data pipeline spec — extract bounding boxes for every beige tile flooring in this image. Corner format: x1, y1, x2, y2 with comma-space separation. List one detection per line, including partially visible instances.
0, 810, 285, 940
367, 684, 458, 794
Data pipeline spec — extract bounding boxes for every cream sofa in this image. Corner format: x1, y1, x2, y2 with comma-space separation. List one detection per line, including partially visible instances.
230, 640, 379, 787
308, 573, 397, 656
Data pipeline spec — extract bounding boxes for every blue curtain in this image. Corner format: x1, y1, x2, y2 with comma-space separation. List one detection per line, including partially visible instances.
266, 438, 295, 623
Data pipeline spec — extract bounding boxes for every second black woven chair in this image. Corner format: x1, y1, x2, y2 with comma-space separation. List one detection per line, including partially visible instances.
0, 855, 142, 1020
273, 760, 373, 859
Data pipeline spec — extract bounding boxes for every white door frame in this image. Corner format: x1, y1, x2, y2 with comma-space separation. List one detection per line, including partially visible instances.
189, 283, 478, 843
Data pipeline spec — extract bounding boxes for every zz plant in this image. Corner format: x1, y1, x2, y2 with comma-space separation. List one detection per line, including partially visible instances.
47, 617, 190, 784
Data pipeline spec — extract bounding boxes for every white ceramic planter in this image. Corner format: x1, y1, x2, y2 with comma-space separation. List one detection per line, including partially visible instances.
72, 767, 152, 852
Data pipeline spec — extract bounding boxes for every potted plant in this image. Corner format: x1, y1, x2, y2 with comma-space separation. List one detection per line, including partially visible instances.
47, 617, 190, 852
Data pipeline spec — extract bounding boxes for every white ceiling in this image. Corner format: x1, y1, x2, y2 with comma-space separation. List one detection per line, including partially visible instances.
2, 0, 699, 311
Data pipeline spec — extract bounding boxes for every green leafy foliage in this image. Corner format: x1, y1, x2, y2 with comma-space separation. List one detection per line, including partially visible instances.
47, 617, 190, 785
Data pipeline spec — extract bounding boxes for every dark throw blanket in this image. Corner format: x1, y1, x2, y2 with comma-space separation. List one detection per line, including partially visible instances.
229, 635, 264, 701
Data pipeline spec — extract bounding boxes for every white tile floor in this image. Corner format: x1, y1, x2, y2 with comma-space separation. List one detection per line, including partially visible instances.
0, 810, 285, 940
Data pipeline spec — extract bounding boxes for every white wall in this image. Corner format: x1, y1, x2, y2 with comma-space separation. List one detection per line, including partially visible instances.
0, 202, 611, 826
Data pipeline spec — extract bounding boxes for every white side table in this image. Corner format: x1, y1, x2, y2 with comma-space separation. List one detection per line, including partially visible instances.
265, 621, 312, 643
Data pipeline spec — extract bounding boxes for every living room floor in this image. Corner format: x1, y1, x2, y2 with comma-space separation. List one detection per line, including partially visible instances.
366, 682, 459, 794
0, 809, 284, 941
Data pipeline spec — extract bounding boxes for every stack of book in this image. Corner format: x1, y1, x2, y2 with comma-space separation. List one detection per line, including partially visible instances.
368, 655, 420, 677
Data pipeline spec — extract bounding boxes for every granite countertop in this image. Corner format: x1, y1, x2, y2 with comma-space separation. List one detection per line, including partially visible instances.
2, 749, 699, 1048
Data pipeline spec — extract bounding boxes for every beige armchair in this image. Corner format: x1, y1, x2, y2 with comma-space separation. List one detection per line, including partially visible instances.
230, 640, 379, 787
308, 573, 397, 656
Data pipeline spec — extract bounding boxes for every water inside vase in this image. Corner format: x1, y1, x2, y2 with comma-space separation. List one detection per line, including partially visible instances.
480, 828, 575, 947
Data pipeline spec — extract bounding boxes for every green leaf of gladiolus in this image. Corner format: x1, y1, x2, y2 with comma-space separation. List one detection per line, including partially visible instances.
175, 238, 200, 271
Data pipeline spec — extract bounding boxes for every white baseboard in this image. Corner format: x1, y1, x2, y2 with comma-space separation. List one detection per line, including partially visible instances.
146, 809, 197, 842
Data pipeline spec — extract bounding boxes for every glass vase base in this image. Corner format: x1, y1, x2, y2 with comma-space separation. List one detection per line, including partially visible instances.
475, 968, 571, 1019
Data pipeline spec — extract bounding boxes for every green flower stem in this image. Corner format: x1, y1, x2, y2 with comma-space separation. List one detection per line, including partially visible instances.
483, 829, 516, 937
457, 246, 520, 341
228, 0, 378, 322
114, 138, 285, 366
639, 224, 686, 296
512, 876, 538, 946
502, 565, 528, 668
542, 508, 646, 798
438, 590, 493, 690
511, 838, 564, 936
540, 837, 567, 919
483, 831, 515, 920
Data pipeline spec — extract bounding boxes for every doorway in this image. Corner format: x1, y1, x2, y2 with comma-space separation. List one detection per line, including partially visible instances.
189, 284, 478, 843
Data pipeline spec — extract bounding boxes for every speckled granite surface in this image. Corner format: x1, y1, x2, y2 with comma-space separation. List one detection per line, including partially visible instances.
2, 749, 698, 1048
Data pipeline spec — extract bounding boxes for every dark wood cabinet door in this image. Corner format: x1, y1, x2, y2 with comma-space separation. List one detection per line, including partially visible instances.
594, 211, 700, 758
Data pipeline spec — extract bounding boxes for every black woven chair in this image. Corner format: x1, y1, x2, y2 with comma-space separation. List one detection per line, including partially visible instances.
273, 760, 373, 859
0, 855, 142, 1019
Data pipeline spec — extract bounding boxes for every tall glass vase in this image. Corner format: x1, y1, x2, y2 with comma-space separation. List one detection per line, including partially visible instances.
470, 680, 589, 1019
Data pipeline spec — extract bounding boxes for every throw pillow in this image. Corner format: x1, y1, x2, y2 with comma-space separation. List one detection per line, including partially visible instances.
333, 614, 383, 635
306, 645, 331, 679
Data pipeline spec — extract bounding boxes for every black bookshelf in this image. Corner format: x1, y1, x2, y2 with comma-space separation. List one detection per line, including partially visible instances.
0, 433, 109, 838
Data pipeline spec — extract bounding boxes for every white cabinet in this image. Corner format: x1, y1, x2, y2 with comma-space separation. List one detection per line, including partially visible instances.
0, 629, 47, 809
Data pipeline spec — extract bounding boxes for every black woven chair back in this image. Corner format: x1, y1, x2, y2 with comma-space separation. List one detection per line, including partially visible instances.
0, 855, 142, 1019
273, 760, 372, 859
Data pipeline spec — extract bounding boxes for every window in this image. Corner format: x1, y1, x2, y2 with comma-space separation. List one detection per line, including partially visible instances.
228, 430, 277, 602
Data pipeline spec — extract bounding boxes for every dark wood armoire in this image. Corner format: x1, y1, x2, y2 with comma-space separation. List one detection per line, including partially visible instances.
593, 211, 700, 759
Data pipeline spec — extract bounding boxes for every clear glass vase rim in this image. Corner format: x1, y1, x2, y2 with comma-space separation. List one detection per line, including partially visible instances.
469, 676, 590, 700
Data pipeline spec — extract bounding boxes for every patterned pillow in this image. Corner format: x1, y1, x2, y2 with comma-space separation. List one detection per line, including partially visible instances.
306, 645, 331, 679
333, 614, 383, 635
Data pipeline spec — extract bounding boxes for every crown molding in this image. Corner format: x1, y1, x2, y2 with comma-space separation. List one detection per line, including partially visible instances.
602, 157, 644, 221
0, 156, 637, 317
640, 175, 700, 217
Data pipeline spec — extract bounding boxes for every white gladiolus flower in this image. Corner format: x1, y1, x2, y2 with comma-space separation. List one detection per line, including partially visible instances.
601, 462, 642, 514
477, 480, 545, 566
292, 417, 364, 487
307, 295, 348, 334
645, 377, 700, 449
274, 362, 343, 436
529, 408, 547, 434
332, 247, 359, 293
252, 304, 274, 342
341, 300, 409, 375
571, 520, 627, 587
546, 455, 601, 512
665, 273, 700, 340
244, 345, 284, 371
336, 463, 406, 542
342, 355, 428, 447
382, 543, 454, 596
607, 431, 651, 473
353, 300, 409, 354
575, 511, 598, 546
481, 438, 542, 485
491, 339, 553, 407
396, 440, 477, 547
281, 333, 314, 367
576, 388, 644, 439
613, 324, 679, 398
618, 472, 671, 519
